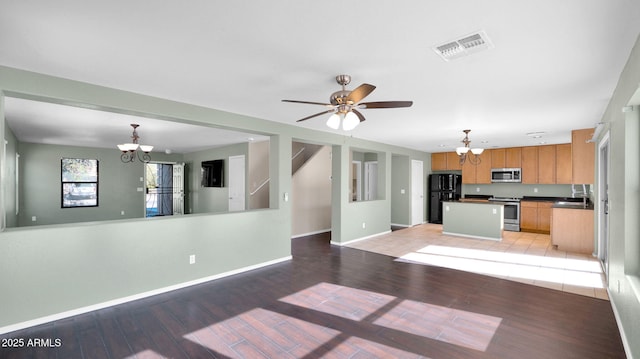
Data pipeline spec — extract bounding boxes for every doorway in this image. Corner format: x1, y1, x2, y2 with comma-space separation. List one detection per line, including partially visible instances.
145, 162, 184, 217
364, 161, 378, 201
228, 155, 246, 212
598, 132, 610, 279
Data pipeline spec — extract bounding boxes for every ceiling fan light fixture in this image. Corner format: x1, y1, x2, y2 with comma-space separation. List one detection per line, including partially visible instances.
342, 111, 360, 131
326, 113, 341, 129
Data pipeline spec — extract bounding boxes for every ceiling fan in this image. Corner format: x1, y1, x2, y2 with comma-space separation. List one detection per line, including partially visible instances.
282, 75, 413, 131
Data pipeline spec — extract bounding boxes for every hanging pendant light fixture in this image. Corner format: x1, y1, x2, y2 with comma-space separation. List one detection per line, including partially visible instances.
456, 129, 484, 165
117, 124, 153, 163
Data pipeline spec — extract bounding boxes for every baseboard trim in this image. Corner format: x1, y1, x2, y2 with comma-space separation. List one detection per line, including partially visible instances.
333, 230, 391, 246
0, 255, 292, 336
608, 288, 634, 359
390, 223, 411, 228
291, 229, 331, 239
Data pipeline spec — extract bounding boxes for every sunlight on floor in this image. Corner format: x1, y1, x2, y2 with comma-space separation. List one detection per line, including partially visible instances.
400, 245, 605, 289
279, 282, 502, 352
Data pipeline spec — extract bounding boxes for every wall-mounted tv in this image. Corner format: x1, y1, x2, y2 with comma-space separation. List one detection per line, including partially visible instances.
201, 159, 224, 187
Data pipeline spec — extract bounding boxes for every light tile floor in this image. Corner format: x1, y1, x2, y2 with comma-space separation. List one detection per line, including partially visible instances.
345, 224, 609, 300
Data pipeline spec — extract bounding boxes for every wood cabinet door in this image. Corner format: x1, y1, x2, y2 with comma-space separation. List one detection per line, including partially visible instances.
572, 128, 595, 184
475, 150, 492, 183
505, 147, 522, 168
461, 155, 476, 184
520, 201, 538, 231
446, 152, 462, 170
521, 147, 538, 184
538, 145, 556, 184
555, 144, 572, 184
491, 149, 506, 168
537, 202, 553, 232
431, 153, 447, 171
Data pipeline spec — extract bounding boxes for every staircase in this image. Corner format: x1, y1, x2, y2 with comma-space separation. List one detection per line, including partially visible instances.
292, 142, 324, 175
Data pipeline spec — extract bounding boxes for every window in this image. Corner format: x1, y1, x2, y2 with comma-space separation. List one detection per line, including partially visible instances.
61, 158, 98, 208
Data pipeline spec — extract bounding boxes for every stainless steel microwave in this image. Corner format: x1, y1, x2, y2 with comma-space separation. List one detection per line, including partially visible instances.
491, 168, 522, 183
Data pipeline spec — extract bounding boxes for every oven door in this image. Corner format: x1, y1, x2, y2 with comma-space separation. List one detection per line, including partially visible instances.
502, 202, 521, 231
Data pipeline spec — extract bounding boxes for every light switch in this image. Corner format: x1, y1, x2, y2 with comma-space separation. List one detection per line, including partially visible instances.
445, 206, 450, 212
493, 208, 497, 214
401, 189, 405, 194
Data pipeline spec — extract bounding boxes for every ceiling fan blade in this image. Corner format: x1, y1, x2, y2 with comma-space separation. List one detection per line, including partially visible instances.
282, 99, 333, 106
359, 101, 413, 109
296, 109, 335, 122
351, 109, 366, 122
346, 83, 376, 103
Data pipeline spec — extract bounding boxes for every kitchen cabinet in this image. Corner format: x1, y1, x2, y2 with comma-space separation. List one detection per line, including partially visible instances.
492, 147, 522, 168
521, 201, 552, 233
431, 152, 447, 171
555, 143, 572, 184
521, 144, 570, 184
446, 152, 462, 170
431, 152, 462, 171
491, 149, 506, 168
505, 147, 522, 168
521, 147, 538, 184
537, 145, 556, 184
551, 207, 594, 254
461, 149, 492, 184
572, 128, 595, 184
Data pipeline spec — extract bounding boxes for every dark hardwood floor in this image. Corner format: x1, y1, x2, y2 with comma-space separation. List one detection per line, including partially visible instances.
1, 232, 626, 358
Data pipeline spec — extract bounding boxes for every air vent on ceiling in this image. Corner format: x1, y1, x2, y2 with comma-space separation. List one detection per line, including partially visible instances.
433, 31, 494, 61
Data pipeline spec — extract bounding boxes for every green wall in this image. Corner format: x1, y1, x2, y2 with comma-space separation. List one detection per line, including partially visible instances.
391, 155, 411, 226
183, 142, 249, 214
0, 65, 429, 332
15, 142, 181, 226
593, 34, 640, 358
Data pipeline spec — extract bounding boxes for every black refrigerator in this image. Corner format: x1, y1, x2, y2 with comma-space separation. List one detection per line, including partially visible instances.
428, 174, 462, 224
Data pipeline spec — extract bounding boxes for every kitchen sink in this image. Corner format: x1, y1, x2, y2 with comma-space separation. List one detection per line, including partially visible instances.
555, 201, 587, 208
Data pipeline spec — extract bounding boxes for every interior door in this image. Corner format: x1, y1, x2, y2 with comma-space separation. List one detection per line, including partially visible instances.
598, 133, 610, 278
411, 160, 424, 225
364, 161, 378, 201
228, 155, 246, 211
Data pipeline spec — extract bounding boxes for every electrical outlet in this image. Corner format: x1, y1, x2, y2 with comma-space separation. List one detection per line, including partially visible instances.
189, 255, 196, 264
121, 210, 125, 215
476, 187, 480, 192
31, 216, 37, 222
362, 222, 366, 229
534, 188, 539, 193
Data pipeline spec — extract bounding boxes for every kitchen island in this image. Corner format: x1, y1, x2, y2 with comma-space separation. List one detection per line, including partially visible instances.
442, 201, 504, 240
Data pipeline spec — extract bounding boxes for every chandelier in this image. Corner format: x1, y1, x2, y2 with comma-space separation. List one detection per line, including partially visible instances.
456, 129, 484, 165
117, 124, 153, 163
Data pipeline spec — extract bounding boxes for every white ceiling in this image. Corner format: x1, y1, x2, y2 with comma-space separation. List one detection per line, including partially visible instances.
1, 1, 639, 153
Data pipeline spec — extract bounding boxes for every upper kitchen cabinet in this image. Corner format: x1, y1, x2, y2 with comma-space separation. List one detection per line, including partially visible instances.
572, 128, 595, 184
462, 149, 492, 184
431, 152, 447, 171
491, 147, 522, 168
521, 146, 538, 184
431, 152, 462, 171
521, 144, 571, 184
537, 145, 556, 184
555, 143, 572, 184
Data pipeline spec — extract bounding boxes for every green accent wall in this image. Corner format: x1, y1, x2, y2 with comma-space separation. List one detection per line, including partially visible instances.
594, 33, 640, 358
15, 142, 182, 226
391, 155, 411, 226
0, 65, 428, 331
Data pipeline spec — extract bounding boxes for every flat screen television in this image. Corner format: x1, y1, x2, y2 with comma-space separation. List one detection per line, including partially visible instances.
201, 159, 224, 187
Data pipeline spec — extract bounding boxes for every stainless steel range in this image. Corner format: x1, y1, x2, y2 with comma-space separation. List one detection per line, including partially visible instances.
488, 197, 521, 231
